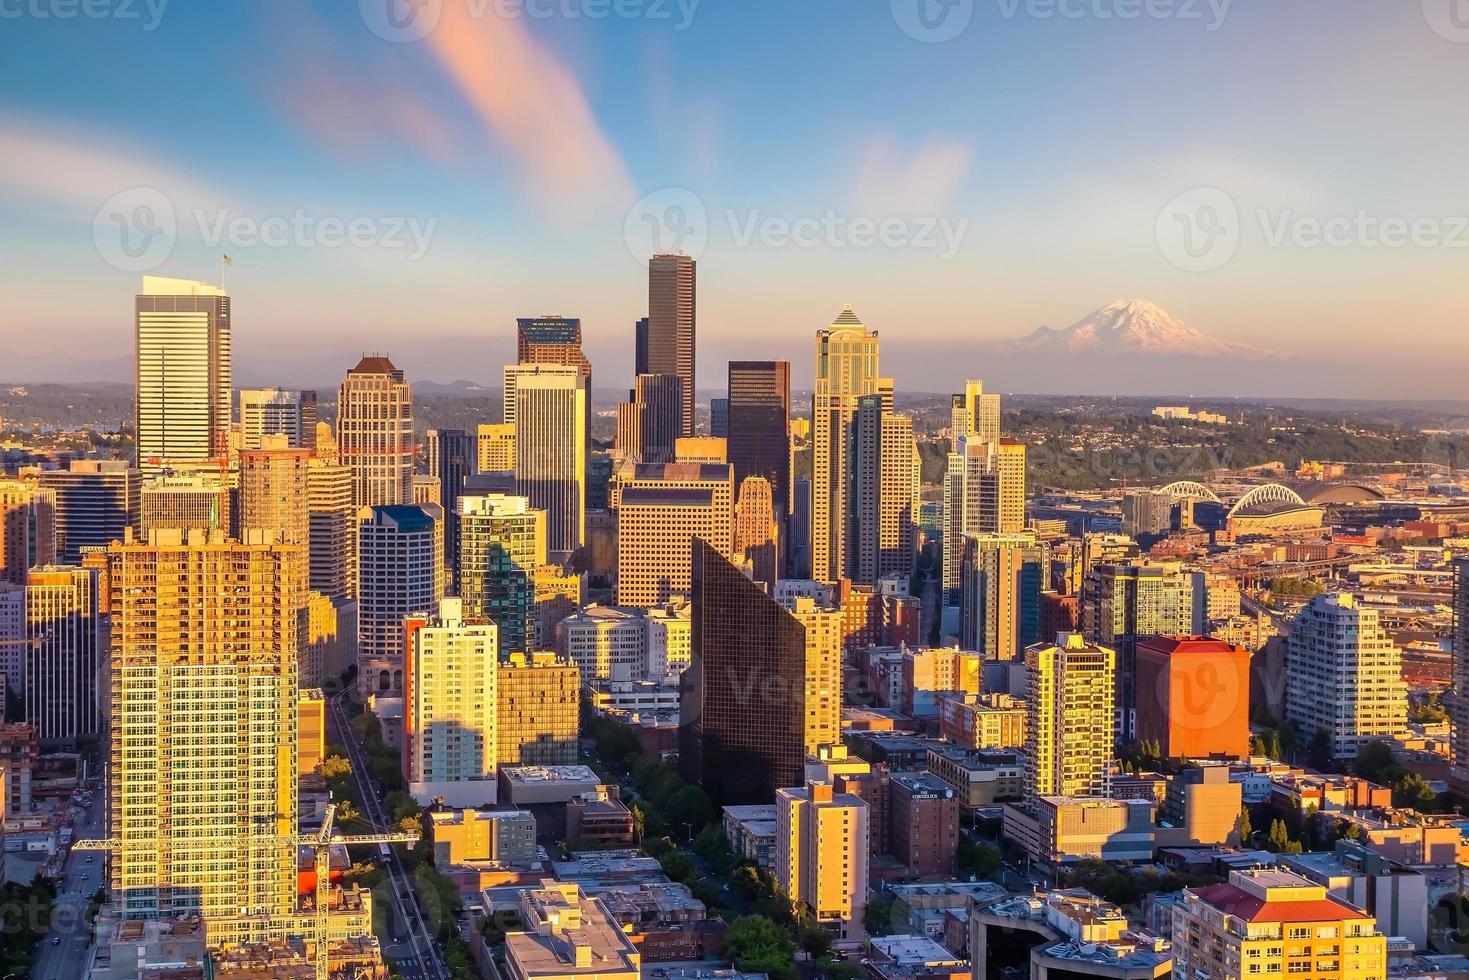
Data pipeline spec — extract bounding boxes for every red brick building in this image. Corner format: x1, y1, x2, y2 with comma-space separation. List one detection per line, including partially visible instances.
888, 772, 959, 877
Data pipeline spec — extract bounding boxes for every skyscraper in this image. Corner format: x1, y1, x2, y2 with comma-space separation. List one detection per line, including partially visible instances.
614, 462, 734, 607
239, 436, 311, 551
238, 387, 316, 450
1024, 632, 1116, 804
426, 428, 475, 584
616, 373, 684, 464
960, 532, 1046, 660
812, 306, 883, 583
104, 529, 303, 945
23, 565, 101, 745
1135, 636, 1251, 760
681, 540, 834, 805
337, 355, 414, 508
458, 494, 546, 657
950, 378, 1000, 444
39, 460, 140, 562
513, 364, 586, 563
139, 475, 232, 537
1286, 592, 1406, 761
358, 504, 444, 694
851, 393, 918, 586
775, 780, 869, 938
405, 598, 499, 806
646, 254, 696, 437
726, 360, 791, 523
0, 481, 57, 584
306, 447, 356, 600
943, 435, 1026, 601
496, 652, 580, 766
517, 316, 592, 441
134, 276, 231, 475
733, 475, 780, 585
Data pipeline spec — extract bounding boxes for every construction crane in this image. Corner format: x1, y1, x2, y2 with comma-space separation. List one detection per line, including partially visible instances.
72, 801, 419, 980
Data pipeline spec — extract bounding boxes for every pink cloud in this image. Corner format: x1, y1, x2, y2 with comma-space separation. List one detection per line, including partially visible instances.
851, 135, 974, 215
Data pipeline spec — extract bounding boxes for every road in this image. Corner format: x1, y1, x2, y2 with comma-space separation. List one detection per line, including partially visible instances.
30, 796, 106, 980
328, 691, 448, 980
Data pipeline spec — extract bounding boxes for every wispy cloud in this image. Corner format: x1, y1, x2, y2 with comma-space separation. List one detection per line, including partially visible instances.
423, 1, 634, 221
851, 135, 974, 215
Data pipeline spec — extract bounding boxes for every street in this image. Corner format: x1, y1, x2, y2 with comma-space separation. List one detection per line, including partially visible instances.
30, 795, 106, 980
328, 691, 449, 980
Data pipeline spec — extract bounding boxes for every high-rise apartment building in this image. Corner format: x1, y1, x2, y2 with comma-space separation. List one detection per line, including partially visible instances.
476, 423, 516, 473
851, 394, 919, 586
681, 541, 841, 805
775, 780, 869, 937
950, 379, 1001, 444
405, 598, 499, 806
0, 585, 22, 702
425, 428, 475, 584
959, 532, 1046, 659
139, 475, 231, 537
134, 276, 231, 475
645, 254, 696, 438
1135, 636, 1251, 760
733, 475, 780, 585
812, 306, 884, 582
23, 565, 101, 745
306, 451, 356, 600
337, 355, 414, 508
726, 360, 792, 521
614, 462, 733, 607
512, 364, 586, 563
1172, 869, 1387, 980
458, 494, 546, 657
358, 504, 444, 694
782, 595, 844, 755
104, 529, 303, 945
942, 436, 1026, 600
39, 460, 140, 562
517, 316, 592, 442
496, 651, 579, 766
1024, 632, 1116, 804
1286, 593, 1406, 761
238, 387, 316, 450
0, 481, 56, 584
239, 436, 311, 548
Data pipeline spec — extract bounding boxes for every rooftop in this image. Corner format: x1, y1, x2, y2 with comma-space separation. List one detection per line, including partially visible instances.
503, 765, 599, 784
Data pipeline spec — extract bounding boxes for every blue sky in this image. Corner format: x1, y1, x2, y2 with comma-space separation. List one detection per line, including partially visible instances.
1, 0, 1466, 396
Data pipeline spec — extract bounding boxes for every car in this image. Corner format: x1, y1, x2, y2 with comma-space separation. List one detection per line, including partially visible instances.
52, 936, 62, 945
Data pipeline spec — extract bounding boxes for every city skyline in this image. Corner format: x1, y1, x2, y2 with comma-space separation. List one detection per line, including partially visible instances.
2, 3, 1467, 396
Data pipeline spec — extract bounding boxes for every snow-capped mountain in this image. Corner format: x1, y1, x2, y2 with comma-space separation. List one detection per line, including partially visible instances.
1009, 299, 1272, 359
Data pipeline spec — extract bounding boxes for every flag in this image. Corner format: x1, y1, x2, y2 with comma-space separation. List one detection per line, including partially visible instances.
222, 254, 233, 266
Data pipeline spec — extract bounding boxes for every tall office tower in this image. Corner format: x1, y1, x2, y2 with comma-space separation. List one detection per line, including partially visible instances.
358, 504, 444, 694
534, 564, 584, 651
1083, 563, 1204, 737
139, 475, 231, 537
239, 436, 311, 547
0, 585, 22, 701
617, 373, 684, 464
950, 379, 1000, 444
337, 354, 414, 508
39, 460, 140, 562
959, 532, 1046, 660
1024, 632, 1116, 804
1172, 869, 1388, 980
458, 494, 546, 657
709, 398, 729, 438
646, 254, 697, 437
405, 598, 499, 806
513, 365, 586, 563
812, 306, 884, 583
1453, 561, 1469, 794
788, 476, 812, 579
850, 394, 918, 586
134, 276, 231, 476
733, 476, 780, 585
238, 387, 315, 450
1135, 636, 1251, 760
495, 651, 579, 766
614, 462, 734, 607
306, 452, 355, 600
683, 541, 842, 805
517, 316, 593, 442
943, 436, 1028, 601
426, 428, 474, 584
633, 317, 650, 376
981, 438, 1027, 534
0, 481, 56, 584
727, 360, 791, 523
775, 780, 869, 938
104, 529, 303, 945
477, 423, 516, 473
23, 566, 101, 744
1286, 593, 1406, 761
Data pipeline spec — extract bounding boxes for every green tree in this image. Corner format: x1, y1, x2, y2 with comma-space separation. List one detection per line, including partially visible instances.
1395, 771, 1438, 811
1237, 807, 1253, 843
659, 850, 698, 883
725, 915, 798, 980
1353, 740, 1398, 784
956, 837, 1002, 879
797, 918, 834, 958
666, 784, 718, 837
864, 896, 895, 937
1307, 730, 1334, 770
1266, 819, 1292, 853
731, 865, 764, 901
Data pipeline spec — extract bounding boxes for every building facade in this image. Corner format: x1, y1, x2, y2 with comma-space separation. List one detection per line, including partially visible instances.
134, 276, 231, 475
337, 355, 414, 508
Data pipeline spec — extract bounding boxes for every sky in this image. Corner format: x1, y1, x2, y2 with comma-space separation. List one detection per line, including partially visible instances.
1, 0, 1466, 397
